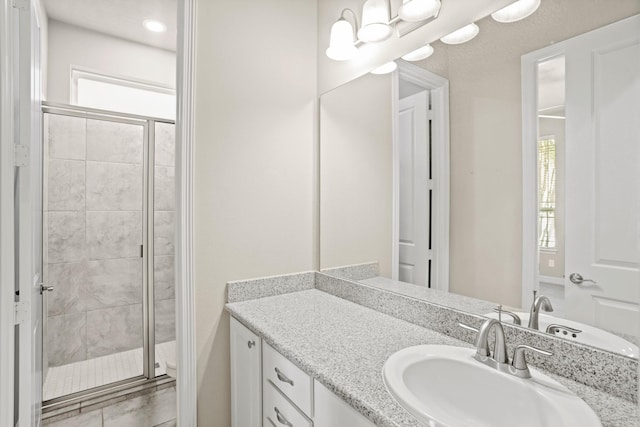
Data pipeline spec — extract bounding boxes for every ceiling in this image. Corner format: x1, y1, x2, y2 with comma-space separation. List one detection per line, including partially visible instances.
42, 0, 177, 51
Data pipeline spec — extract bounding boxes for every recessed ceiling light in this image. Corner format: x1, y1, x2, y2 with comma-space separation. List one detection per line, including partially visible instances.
143, 19, 167, 33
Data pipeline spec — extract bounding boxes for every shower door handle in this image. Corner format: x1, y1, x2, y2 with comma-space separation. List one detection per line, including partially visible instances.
40, 284, 54, 294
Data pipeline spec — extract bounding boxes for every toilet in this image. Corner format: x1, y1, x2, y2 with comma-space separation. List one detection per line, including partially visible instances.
165, 345, 177, 379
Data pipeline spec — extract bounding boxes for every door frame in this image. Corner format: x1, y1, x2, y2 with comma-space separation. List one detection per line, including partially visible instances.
392, 60, 450, 292
0, 0, 197, 425
521, 42, 566, 310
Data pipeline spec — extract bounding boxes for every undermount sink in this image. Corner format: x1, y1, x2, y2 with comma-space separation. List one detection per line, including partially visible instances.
484, 312, 638, 358
383, 345, 602, 427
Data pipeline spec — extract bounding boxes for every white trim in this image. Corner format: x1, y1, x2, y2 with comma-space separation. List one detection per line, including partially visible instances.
539, 274, 564, 286
0, 1, 16, 425
521, 43, 566, 310
69, 68, 176, 105
394, 60, 450, 292
175, 0, 197, 425
391, 70, 399, 281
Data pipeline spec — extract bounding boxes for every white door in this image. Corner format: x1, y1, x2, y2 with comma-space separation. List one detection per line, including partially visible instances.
16, 0, 43, 425
564, 16, 640, 336
397, 91, 431, 286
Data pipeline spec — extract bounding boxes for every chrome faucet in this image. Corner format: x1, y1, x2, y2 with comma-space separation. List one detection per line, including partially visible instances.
528, 295, 553, 330
474, 318, 509, 365
460, 318, 553, 379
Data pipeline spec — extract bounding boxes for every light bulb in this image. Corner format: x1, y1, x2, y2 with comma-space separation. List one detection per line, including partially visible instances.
398, 0, 441, 22
358, 0, 392, 43
491, 0, 541, 23
440, 23, 479, 45
370, 61, 397, 75
401, 44, 434, 61
143, 19, 167, 33
326, 19, 357, 61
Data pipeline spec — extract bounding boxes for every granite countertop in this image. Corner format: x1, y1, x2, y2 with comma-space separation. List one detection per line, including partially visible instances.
225, 289, 638, 427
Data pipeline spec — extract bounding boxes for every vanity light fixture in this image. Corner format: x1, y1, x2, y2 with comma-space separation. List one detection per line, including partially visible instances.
358, 0, 393, 42
142, 19, 167, 33
491, 0, 541, 23
370, 61, 398, 74
398, 0, 441, 22
440, 23, 479, 44
326, 9, 359, 61
401, 43, 434, 61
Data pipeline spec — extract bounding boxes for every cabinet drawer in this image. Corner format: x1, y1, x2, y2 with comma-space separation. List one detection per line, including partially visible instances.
263, 343, 313, 416
264, 381, 312, 427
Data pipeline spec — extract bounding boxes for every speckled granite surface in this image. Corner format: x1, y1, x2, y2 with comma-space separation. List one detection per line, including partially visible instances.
226, 271, 315, 302
360, 276, 498, 315
321, 261, 379, 281
317, 273, 639, 403
226, 289, 638, 427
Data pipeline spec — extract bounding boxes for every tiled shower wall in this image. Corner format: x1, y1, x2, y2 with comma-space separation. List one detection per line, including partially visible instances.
44, 114, 176, 367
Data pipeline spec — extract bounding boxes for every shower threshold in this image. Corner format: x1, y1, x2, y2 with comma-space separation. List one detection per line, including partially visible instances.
44, 340, 175, 401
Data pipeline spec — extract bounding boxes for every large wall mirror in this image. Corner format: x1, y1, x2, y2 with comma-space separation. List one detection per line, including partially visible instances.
319, 0, 640, 359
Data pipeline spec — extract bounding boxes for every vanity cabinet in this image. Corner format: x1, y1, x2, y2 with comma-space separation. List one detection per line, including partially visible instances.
230, 317, 375, 427
230, 317, 262, 427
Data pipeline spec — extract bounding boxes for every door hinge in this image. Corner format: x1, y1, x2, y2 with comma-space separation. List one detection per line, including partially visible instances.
140, 244, 144, 258
14, 301, 29, 325
427, 179, 434, 190
426, 109, 434, 121
12, 0, 28, 10
14, 144, 29, 167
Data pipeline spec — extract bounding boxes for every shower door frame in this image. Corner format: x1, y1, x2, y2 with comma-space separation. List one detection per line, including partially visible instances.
41, 102, 175, 407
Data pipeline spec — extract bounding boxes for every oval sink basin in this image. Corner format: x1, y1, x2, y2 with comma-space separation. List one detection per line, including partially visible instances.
484, 312, 638, 358
383, 345, 602, 427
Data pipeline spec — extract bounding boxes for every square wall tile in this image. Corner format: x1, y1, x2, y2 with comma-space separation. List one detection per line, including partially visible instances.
87, 119, 143, 164
154, 211, 174, 256
154, 255, 174, 301
86, 211, 142, 260
86, 161, 143, 211
48, 159, 85, 211
85, 258, 143, 310
154, 167, 175, 211
154, 123, 175, 167
47, 261, 87, 316
47, 312, 86, 366
48, 212, 86, 263
47, 114, 86, 160
86, 304, 143, 358
155, 299, 175, 344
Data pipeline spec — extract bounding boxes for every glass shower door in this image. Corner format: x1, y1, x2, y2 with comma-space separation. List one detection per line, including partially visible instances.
43, 112, 146, 400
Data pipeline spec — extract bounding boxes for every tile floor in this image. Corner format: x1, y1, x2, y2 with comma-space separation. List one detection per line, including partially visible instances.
44, 341, 175, 401
539, 282, 565, 317
43, 387, 176, 427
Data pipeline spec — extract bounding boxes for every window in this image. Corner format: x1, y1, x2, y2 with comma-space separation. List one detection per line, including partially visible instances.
71, 69, 176, 119
538, 136, 556, 249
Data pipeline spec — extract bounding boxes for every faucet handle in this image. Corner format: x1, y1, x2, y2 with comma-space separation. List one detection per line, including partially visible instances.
493, 306, 522, 325
512, 344, 553, 378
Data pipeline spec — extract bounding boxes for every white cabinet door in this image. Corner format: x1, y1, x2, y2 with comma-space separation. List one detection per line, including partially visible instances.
313, 380, 375, 427
230, 317, 262, 427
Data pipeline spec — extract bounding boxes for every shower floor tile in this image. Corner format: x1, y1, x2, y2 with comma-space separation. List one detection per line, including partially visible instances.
44, 340, 175, 401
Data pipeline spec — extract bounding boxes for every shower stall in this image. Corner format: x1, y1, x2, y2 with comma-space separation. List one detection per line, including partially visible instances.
41, 104, 176, 402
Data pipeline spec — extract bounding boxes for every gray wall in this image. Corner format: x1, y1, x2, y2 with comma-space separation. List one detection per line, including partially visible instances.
44, 113, 175, 367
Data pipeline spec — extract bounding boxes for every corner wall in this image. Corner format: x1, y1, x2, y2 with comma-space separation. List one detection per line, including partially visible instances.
193, 0, 318, 425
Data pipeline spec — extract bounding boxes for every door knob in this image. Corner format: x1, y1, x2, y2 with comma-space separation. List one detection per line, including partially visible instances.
569, 273, 596, 285
40, 284, 54, 294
